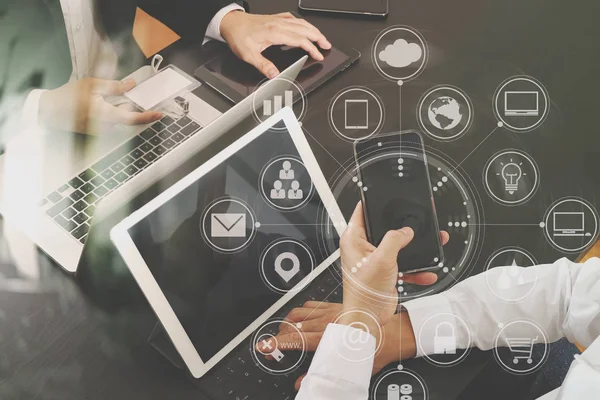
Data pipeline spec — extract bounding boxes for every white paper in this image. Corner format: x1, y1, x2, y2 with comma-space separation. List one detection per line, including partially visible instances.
125, 68, 192, 111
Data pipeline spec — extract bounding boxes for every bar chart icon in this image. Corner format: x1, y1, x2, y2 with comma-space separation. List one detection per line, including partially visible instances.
264, 90, 294, 116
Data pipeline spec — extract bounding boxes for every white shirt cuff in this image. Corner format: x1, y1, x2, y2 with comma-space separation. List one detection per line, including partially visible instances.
403, 294, 459, 357
306, 323, 375, 389
22, 89, 47, 131
203, 3, 245, 44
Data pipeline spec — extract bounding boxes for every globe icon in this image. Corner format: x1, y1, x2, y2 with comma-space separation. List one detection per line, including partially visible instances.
428, 96, 463, 130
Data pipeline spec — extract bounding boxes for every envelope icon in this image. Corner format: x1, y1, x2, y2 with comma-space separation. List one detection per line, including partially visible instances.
211, 213, 247, 238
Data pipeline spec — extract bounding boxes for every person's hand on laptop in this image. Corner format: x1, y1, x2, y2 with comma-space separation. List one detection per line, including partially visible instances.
38, 77, 163, 134
220, 11, 332, 79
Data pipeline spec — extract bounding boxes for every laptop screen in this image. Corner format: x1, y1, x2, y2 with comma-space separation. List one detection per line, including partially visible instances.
126, 121, 335, 362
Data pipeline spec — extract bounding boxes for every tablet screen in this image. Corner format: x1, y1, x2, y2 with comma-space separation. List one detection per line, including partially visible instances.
199, 45, 354, 100
127, 122, 335, 362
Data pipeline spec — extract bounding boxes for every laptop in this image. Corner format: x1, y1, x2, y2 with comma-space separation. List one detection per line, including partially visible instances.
0, 57, 307, 274
108, 106, 346, 380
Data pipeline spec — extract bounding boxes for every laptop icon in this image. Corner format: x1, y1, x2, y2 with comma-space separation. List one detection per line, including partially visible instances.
504, 91, 539, 117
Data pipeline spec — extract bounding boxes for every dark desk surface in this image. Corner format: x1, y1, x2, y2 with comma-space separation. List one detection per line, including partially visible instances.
2, 0, 600, 399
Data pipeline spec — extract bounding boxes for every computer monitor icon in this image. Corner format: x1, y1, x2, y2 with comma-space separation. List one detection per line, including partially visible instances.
553, 212, 585, 237
504, 91, 539, 117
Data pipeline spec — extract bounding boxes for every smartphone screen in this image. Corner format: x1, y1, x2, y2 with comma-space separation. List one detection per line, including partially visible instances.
354, 132, 443, 272
300, 0, 388, 16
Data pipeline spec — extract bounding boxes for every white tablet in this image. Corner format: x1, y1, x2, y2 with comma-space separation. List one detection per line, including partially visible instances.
110, 107, 346, 379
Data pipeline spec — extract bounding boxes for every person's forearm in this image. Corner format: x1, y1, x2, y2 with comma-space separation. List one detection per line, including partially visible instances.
404, 257, 600, 356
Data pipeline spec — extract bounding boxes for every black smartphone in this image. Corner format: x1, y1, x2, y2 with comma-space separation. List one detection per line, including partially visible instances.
353, 131, 444, 273
299, 0, 388, 17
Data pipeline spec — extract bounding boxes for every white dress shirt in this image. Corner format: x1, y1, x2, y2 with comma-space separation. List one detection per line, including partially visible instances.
21, 0, 243, 129
298, 257, 600, 400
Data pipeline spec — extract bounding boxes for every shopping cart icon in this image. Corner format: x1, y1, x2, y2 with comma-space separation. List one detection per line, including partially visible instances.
507, 336, 538, 364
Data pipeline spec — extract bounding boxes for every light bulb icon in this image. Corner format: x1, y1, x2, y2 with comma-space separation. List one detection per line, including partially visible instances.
501, 161, 522, 194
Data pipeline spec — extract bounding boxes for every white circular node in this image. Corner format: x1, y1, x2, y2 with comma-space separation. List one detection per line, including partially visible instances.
493, 320, 549, 375
251, 76, 307, 129
442, 267, 449, 273
397, 286, 404, 292
351, 267, 358, 273
251, 319, 307, 375
352, 176, 358, 182
255, 222, 261, 228
329, 86, 385, 142
483, 149, 540, 206
200, 197, 257, 254
542, 197, 599, 253
398, 158, 404, 164
296, 323, 303, 329
259, 156, 315, 212
417, 313, 472, 367
417, 85, 474, 142
372, 369, 428, 400
484, 247, 538, 302
399, 172, 404, 177
259, 239, 315, 294
539, 222, 545, 228
332, 310, 383, 363
372, 26, 429, 82
493, 76, 550, 132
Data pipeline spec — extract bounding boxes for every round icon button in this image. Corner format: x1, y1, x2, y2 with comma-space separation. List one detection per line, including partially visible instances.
251, 76, 307, 128
251, 319, 306, 375
542, 197, 599, 253
372, 369, 428, 400
417, 85, 473, 141
483, 150, 540, 206
200, 197, 256, 254
330, 310, 383, 363
259, 156, 314, 211
493, 76, 549, 132
372, 26, 429, 83
259, 239, 315, 294
328, 86, 385, 142
484, 247, 538, 302
493, 320, 548, 375
417, 313, 472, 367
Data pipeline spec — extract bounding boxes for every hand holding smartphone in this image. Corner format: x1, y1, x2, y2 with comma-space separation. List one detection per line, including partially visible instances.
353, 131, 445, 273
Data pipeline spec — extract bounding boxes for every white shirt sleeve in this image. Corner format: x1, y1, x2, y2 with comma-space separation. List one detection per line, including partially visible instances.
295, 323, 375, 400
403, 257, 600, 354
21, 89, 47, 131
203, 3, 245, 44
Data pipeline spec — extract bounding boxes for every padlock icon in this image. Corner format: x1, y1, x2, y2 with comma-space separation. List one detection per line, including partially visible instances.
433, 322, 456, 354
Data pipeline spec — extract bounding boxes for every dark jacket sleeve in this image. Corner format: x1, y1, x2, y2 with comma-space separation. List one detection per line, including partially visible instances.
97, 0, 247, 44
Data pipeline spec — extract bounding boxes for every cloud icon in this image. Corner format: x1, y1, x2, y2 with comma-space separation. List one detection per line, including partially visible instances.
378, 39, 423, 68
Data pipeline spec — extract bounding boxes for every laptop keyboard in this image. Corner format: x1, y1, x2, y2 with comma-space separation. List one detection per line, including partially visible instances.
39, 115, 202, 244
197, 271, 342, 400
